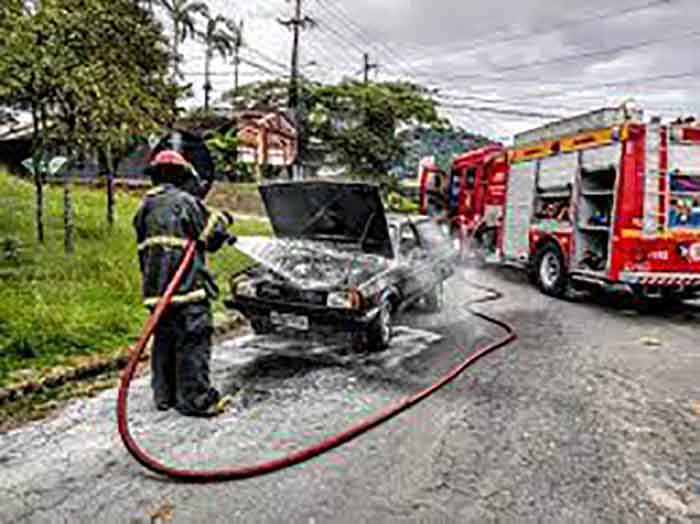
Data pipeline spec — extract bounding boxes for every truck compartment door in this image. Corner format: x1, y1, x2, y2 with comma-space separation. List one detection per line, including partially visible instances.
502, 161, 537, 262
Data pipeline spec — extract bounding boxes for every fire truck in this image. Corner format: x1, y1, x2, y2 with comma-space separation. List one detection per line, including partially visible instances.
419, 105, 700, 300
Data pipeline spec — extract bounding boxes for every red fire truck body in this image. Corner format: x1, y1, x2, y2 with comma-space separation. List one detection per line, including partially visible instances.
420, 107, 700, 299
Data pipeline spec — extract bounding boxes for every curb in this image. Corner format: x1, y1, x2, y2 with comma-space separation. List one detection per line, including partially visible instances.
0, 312, 246, 407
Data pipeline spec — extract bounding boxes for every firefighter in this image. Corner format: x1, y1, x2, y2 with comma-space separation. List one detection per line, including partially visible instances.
134, 150, 235, 417
427, 172, 447, 219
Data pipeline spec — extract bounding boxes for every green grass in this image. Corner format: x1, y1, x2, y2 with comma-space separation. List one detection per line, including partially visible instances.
0, 172, 270, 387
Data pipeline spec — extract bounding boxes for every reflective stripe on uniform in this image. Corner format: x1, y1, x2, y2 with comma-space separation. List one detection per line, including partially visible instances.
146, 185, 167, 197
143, 288, 207, 307
138, 236, 188, 251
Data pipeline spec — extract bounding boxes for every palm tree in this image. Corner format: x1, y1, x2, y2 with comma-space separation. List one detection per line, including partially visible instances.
199, 15, 240, 111
159, 0, 209, 81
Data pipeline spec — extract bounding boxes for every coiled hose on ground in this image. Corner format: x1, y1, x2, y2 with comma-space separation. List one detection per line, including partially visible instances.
117, 224, 516, 482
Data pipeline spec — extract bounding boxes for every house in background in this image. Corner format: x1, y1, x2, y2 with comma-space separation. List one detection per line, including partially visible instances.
230, 110, 298, 172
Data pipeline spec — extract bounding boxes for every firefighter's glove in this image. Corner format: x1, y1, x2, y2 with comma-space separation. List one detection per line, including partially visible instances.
221, 210, 235, 228
225, 233, 238, 246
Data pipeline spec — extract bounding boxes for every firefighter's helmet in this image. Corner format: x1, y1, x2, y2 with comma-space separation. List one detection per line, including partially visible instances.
150, 150, 190, 168
146, 131, 215, 198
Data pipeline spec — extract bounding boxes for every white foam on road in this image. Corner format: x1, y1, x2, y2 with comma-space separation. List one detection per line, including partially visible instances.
217, 326, 443, 369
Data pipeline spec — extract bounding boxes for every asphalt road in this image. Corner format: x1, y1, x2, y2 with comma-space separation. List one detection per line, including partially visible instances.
1, 266, 699, 523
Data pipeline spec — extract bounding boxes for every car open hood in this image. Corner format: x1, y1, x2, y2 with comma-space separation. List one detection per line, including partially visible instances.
259, 182, 394, 259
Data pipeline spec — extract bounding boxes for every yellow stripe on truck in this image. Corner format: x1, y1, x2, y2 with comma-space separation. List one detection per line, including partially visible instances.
620, 228, 700, 240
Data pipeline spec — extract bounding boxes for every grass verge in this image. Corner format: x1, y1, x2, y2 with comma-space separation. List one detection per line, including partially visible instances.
0, 171, 269, 390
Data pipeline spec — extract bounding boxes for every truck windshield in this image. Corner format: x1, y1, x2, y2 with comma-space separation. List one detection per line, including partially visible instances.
669, 171, 700, 228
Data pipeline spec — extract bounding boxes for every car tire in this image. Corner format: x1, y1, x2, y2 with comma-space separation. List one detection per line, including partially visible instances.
250, 317, 273, 334
355, 299, 393, 352
532, 243, 569, 298
424, 281, 445, 312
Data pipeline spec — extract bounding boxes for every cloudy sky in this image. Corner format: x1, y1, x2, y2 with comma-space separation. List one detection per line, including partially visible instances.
178, 0, 700, 143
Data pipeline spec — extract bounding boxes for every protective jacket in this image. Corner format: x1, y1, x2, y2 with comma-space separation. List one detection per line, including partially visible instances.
133, 184, 232, 308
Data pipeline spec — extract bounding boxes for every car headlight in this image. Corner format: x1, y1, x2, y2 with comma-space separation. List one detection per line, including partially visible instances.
235, 279, 257, 298
327, 289, 364, 309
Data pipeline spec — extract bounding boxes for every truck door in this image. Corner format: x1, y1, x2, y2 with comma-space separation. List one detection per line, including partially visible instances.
502, 160, 537, 262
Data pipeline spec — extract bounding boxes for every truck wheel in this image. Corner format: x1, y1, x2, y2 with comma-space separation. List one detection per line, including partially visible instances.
533, 243, 569, 298
250, 317, 273, 334
424, 281, 445, 312
356, 300, 393, 352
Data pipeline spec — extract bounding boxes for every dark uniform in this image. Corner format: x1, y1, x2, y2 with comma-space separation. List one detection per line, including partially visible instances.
134, 183, 233, 416
426, 174, 446, 218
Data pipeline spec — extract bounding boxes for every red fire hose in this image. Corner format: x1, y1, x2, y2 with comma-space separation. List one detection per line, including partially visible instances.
117, 232, 516, 483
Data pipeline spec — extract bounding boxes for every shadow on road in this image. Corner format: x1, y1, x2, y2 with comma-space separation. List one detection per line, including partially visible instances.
473, 264, 700, 324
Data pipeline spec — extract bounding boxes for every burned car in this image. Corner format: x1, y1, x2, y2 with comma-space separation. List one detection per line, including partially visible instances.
225, 181, 456, 351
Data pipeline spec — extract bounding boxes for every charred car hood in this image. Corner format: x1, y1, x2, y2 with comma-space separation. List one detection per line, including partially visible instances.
236, 236, 391, 290
259, 182, 394, 259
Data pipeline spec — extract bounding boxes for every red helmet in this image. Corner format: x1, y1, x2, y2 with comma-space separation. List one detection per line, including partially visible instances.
150, 150, 190, 167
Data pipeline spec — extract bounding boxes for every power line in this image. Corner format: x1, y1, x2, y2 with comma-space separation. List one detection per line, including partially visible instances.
302, 24, 360, 78
316, 0, 684, 100
313, 16, 367, 56
242, 44, 289, 71
408, 0, 672, 64
483, 67, 700, 102
239, 56, 291, 77
434, 28, 700, 83
318, 2, 412, 69
181, 56, 290, 79
438, 102, 565, 120
315, 2, 422, 79
316, 0, 673, 86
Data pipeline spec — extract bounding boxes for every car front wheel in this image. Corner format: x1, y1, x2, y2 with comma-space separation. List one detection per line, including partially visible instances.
355, 299, 393, 352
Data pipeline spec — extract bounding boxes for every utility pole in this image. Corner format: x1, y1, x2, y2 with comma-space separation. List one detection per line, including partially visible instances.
363, 53, 378, 84
278, 0, 315, 179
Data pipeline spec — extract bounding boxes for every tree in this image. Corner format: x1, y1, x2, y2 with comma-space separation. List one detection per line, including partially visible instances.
199, 14, 239, 111
309, 81, 442, 176
0, 0, 177, 250
76, 2, 177, 227
159, 0, 209, 82
0, 1, 54, 244
221, 79, 303, 112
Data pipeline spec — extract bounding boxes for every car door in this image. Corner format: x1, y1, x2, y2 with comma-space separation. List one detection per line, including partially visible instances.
414, 219, 456, 287
397, 221, 435, 298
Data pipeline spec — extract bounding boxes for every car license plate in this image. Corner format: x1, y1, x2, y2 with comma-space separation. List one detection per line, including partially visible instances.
270, 311, 309, 331
691, 243, 700, 262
